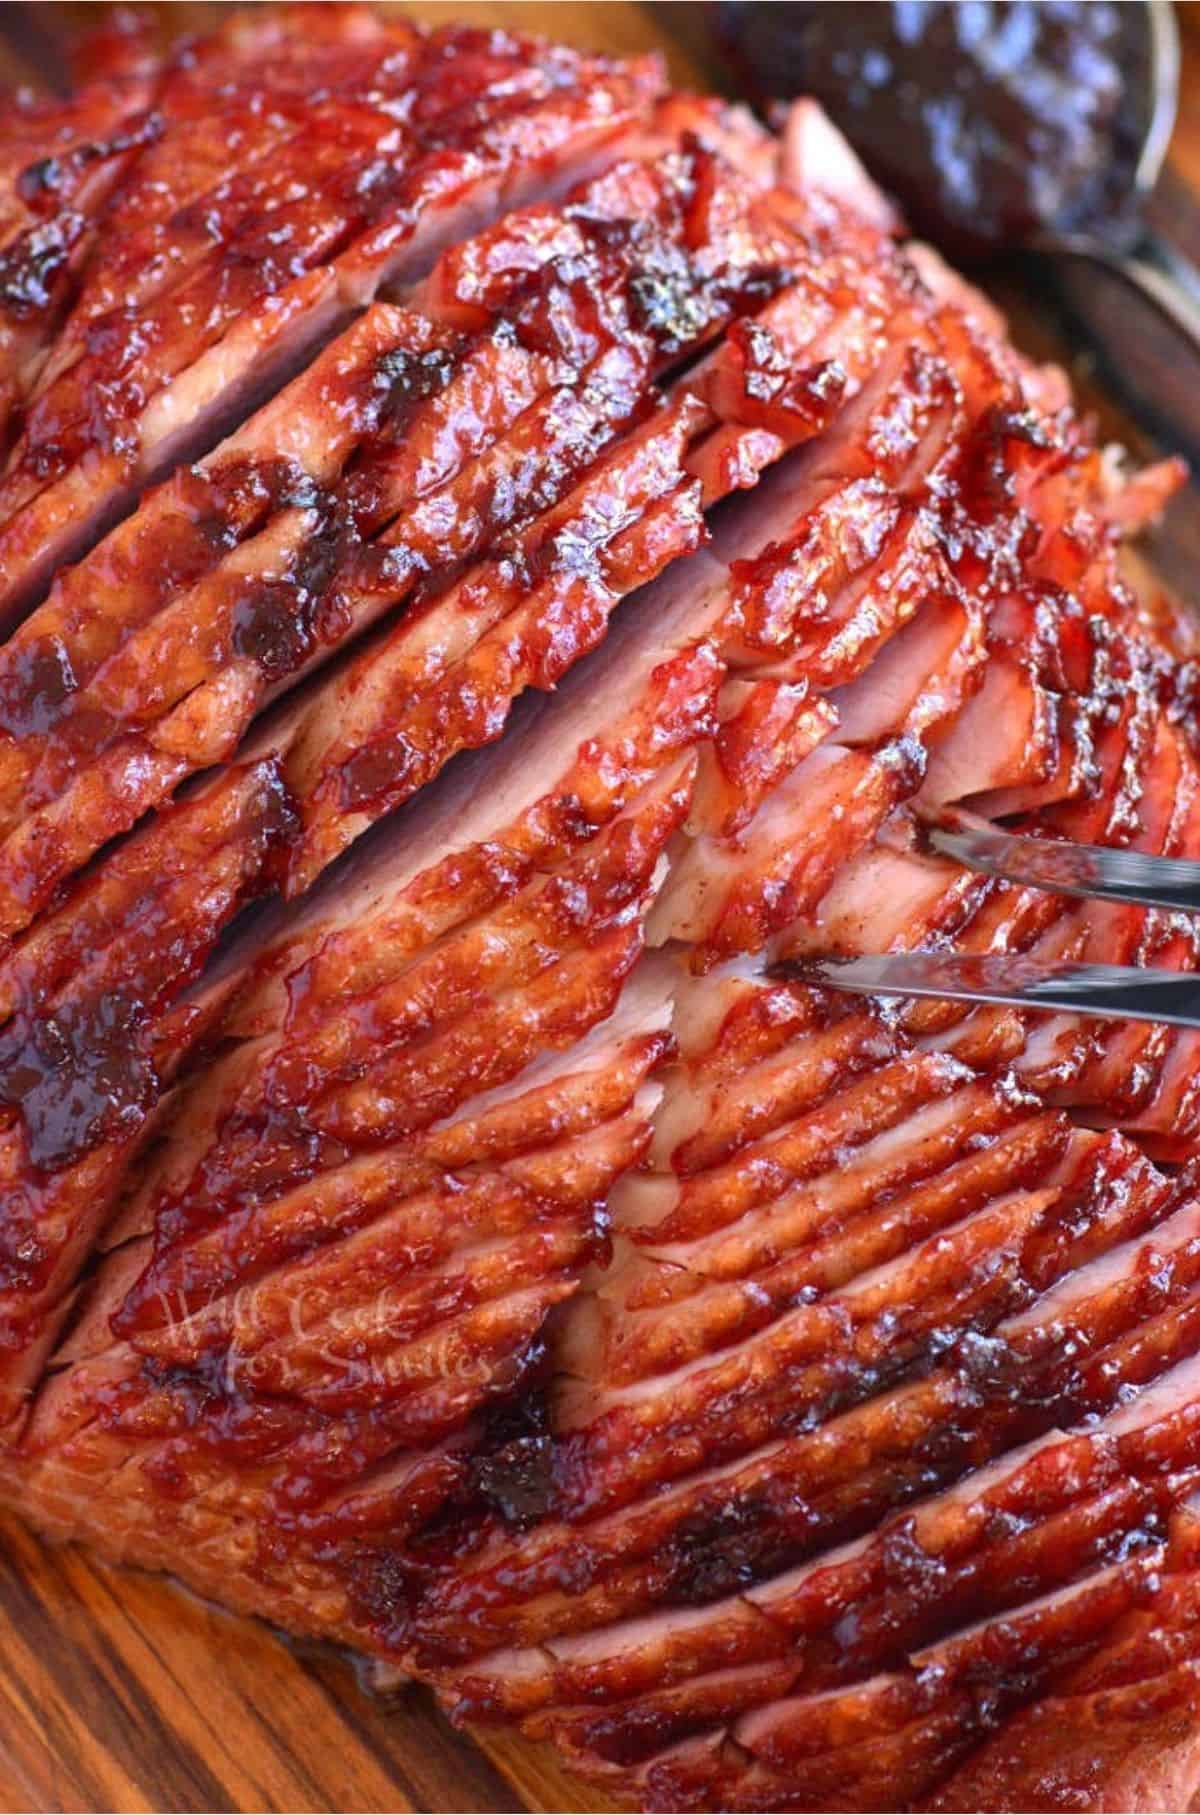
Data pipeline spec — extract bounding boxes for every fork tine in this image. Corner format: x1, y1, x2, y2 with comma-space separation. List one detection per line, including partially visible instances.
924, 813, 1200, 914
771, 952, 1200, 1030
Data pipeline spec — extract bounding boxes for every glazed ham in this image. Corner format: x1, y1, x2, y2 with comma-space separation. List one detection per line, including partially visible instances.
3, 11, 1200, 1814
0, 7, 665, 622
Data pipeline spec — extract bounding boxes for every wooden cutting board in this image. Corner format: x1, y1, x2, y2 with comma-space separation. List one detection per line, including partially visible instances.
4, 6, 1200, 1811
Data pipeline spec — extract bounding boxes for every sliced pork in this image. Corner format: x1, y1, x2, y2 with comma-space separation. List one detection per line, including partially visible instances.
0, 95, 913, 934
0, 598, 695, 1636
0, 8, 161, 461
0, 9, 664, 622
0, 758, 294, 1428
2, 11, 1200, 1815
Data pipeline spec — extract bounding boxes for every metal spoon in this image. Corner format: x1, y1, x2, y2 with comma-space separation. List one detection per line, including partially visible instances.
1035, 0, 1200, 358
693, 1, 1200, 362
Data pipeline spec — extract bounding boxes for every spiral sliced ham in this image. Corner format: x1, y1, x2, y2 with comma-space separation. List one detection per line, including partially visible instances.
2, 10, 1200, 1814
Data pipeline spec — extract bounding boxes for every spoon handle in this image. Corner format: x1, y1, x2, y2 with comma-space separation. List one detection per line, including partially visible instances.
1042, 225, 1200, 359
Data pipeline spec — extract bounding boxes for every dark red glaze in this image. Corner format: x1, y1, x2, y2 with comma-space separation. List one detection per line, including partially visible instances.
0, 989, 156, 1173
2, 17, 1200, 1815
0, 753, 295, 1429
14, 109, 165, 222
0, 15, 161, 465
0, 214, 89, 324
716, 0, 1145, 258
0, 122, 835, 936
0, 758, 295, 1178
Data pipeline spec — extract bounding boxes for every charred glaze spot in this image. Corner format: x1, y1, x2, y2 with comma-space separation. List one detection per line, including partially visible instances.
0, 633, 79, 738
948, 1327, 1031, 1402
16, 110, 163, 214
17, 157, 66, 204
0, 1212, 49, 1296
0, 992, 156, 1173
576, 1702, 728, 1771
628, 239, 718, 357
136, 1351, 308, 1465
205, 454, 322, 525
472, 1432, 556, 1528
511, 270, 612, 367
231, 577, 319, 683
879, 1519, 947, 1599
467, 1386, 559, 1528
0, 757, 295, 1189
230, 521, 352, 684
232, 765, 301, 905
733, 322, 848, 435
373, 338, 463, 426
664, 1494, 793, 1604
0, 215, 83, 320
347, 1546, 425, 1649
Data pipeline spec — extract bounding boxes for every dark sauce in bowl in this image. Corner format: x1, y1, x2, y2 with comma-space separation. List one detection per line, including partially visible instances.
716, 0, 1149, 257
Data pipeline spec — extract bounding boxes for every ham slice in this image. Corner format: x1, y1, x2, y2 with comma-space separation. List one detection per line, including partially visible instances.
0, 8, 161, 459
0, 13, 665, 624
0, 122, 873, 933
3, 15, 1200, 1815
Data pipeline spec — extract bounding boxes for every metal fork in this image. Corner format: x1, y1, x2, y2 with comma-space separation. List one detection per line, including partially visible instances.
771, 814, 1200, 1030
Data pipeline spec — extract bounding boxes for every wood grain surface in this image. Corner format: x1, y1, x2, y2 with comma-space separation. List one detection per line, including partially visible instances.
3, 5, 1200, 1811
